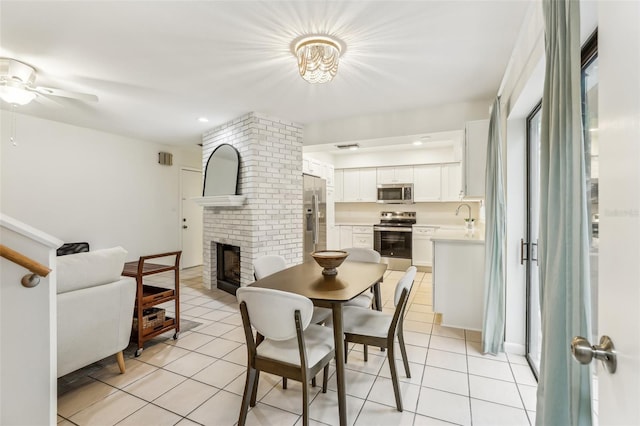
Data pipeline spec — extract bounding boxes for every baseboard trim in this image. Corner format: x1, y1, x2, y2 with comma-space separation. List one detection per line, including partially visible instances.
504, 342, 526, 355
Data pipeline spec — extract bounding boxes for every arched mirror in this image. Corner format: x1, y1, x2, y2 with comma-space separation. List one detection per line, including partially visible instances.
203, 144, 240, 196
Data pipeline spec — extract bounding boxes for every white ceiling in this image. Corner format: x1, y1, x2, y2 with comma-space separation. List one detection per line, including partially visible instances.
0, 1, 530, 147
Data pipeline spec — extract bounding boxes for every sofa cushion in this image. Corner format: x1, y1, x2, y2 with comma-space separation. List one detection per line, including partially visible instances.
57, 246, 128, 294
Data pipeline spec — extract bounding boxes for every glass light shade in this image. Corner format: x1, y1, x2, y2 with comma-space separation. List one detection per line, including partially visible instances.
0, 85, 36, 105
295, 36, 341, 84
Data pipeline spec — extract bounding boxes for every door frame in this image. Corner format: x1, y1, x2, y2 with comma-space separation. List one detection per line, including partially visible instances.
524, 101, 542, 380
180, 167, 203, 269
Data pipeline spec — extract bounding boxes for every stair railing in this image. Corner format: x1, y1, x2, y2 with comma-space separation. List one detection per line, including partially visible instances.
0, 244, 51, 287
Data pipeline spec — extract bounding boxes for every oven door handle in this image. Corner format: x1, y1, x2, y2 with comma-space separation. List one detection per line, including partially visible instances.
374, 227, 413, 232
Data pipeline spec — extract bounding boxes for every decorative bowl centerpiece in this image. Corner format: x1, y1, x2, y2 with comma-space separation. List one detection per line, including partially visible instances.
311, 250, 349, 276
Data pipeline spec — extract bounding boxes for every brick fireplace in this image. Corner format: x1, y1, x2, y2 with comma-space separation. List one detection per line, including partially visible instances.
202, 112, 303, 290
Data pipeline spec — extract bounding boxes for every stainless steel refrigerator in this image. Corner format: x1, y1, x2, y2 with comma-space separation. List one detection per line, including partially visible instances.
303, 174, 327, 262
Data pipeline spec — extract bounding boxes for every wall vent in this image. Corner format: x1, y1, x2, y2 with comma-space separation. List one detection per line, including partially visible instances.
158, 152, 173, 166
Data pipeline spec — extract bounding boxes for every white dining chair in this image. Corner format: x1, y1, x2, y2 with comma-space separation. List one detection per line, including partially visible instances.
253, 254, 331, 325
236, 287, 334, 426
253, 254, 287, 280
340, 266, 417, 412
342, 247, 381, 309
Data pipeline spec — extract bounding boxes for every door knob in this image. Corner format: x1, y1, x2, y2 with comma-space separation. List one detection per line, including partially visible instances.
571, 335, 617, 373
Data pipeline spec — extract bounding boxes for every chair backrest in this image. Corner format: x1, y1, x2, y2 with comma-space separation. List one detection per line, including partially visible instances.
394, 266, 417, 307
237, 287, 313, 341
253, 255, 287, 280
342, 247, 381, 264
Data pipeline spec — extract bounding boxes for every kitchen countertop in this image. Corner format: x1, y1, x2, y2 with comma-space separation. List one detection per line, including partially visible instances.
431, 227, 485, 244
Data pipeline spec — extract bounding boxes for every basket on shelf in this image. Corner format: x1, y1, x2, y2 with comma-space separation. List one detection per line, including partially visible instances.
133, 307, 165, 331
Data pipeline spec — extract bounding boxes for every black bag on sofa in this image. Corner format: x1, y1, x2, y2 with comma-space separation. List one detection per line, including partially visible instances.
57, 242, 90, 256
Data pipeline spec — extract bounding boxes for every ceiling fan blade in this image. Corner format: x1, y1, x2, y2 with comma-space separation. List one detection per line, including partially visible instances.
30, 86, 98, 102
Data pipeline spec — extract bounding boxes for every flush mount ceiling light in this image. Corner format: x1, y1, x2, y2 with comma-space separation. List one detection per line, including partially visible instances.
294, 35, 343, 84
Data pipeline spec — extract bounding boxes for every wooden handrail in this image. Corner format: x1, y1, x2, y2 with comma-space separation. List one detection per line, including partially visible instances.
0, 244, 51, 277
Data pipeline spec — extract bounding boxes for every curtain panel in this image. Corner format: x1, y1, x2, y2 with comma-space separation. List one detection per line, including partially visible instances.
536, 0, 593, 425
482, 97, 506, 355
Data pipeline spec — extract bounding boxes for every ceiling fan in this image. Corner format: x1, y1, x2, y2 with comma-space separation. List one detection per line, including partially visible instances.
0, 57, 98, 106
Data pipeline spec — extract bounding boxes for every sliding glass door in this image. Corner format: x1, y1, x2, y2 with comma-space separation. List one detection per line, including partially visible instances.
525, 32, 598, 378
525, 104, 542, 376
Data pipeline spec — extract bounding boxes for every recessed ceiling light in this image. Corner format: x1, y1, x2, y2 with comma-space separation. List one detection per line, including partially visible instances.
349, 145, 359, 151
413, 141, 423, 146
198, 117, 209, 123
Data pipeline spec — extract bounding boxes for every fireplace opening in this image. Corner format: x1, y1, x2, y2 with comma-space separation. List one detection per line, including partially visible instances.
216, 243, 241, 295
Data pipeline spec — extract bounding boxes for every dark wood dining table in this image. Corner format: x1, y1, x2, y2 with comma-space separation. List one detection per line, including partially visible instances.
250, 260, 388, 426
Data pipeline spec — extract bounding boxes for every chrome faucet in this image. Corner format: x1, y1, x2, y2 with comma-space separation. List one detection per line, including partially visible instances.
455, 203, 472, 221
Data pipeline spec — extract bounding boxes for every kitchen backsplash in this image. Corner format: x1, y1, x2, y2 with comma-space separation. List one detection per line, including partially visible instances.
335, 201, 482, 226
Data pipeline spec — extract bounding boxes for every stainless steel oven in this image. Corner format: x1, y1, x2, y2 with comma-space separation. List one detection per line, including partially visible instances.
373, 211, 416, 270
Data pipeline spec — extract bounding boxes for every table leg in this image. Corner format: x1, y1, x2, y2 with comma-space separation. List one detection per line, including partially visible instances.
373, 281, 382, 312
331, 302, 347, 426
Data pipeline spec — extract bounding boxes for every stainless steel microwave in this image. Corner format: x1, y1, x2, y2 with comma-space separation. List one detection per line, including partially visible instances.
377, 183, 414, 204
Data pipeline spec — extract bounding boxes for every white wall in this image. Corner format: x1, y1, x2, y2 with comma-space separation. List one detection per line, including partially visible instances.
1, 216, 62, 426
333, 146, 461, 169
0, 112, 201, 261
304, 100, 489, 146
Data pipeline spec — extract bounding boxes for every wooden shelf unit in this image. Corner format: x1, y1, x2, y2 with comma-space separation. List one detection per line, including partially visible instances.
122, 251, 182, 356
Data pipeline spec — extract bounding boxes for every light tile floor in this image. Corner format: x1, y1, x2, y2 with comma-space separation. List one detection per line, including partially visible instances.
57, 266, 538, 426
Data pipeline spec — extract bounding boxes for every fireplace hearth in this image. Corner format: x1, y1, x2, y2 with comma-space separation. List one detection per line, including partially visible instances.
216, 243, 241, 295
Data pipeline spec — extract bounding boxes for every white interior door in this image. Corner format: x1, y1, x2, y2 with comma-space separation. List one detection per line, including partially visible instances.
181, 168, 203, 269
596, 2, 640, 424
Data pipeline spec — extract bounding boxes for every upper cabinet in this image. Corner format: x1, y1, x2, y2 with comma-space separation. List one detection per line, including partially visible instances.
464, 119, 490, 198
413, 164, 441, 201
334, 169, 344, 202
442, 163, 463, 201
414, 163, 462, 202
377, 166, 414, 184
343, 168, 377, 202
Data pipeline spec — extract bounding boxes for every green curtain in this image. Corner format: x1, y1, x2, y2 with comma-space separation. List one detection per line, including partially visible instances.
482, 97, 506, 355
536, 0, 592, 425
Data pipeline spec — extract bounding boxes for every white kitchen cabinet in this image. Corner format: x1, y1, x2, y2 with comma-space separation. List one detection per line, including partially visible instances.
413, 164, 442, 201
307, 158, 324, 177
412, 226, 437, 267
334, 169, 344, 202
339, 226, 353, 249
342, 168, 377, 202
441, 163, 463, 201
376, 166, 414, 184
464, 119, 490, 198
351, 225, 373, 249
325, 164, 335, 188
327, 225, 340, 250
432, 238, 485, 330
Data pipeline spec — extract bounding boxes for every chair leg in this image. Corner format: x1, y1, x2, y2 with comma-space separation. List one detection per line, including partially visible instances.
322, 364, 329, 393
311, 376, 317, 387
387, 344, 403, 412
364, 344, 368, 362
398, 330, 411, 378
344, 343, 348, 362
238, 367, 257, 426
250, 370, 260, 407
282, 377, 287, 389
116, 351, 126, 374
302, 374, 310, 426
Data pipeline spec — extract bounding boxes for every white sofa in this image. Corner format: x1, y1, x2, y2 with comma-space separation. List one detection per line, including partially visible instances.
56, 246, 136, 378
